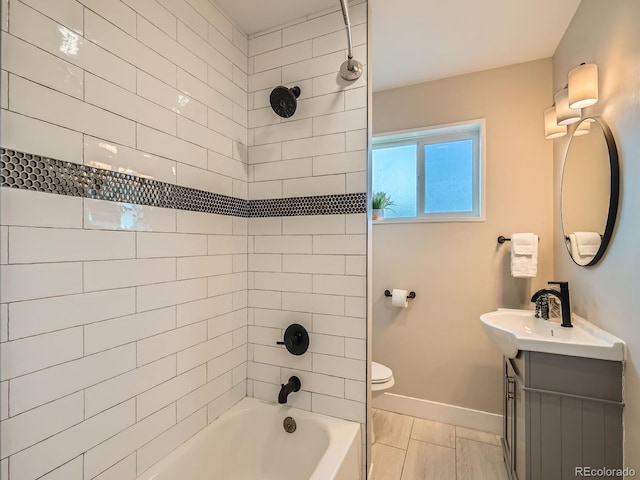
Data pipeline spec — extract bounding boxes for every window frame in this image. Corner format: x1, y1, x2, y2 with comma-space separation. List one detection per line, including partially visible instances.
372, 119, 486, 224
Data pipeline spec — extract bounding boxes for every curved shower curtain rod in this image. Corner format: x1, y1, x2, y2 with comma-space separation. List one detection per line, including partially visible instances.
338, 0, 363, 81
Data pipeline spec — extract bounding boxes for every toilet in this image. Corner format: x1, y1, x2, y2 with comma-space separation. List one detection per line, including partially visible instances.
371, 362, 394, 444
372, 361, 395, 392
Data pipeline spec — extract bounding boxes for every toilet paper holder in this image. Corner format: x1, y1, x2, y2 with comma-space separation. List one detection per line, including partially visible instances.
384, 290, 416, 300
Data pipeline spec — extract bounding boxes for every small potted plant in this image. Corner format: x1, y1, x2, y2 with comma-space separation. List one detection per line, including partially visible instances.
372, 191, 395, 220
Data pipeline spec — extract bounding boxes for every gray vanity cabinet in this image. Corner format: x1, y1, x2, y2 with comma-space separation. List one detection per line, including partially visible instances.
502, 352, 623, 480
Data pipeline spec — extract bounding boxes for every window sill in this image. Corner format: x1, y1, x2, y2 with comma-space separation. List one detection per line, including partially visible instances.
372, 216, 485, 225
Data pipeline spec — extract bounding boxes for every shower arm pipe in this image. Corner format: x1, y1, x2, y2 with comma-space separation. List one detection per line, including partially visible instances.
339, 0, 355, 71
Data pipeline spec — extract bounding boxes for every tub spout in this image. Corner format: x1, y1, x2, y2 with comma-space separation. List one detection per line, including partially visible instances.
278, 376, 301, 404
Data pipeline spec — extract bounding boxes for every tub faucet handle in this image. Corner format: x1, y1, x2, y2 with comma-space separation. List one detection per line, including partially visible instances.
276, 324, 309, 356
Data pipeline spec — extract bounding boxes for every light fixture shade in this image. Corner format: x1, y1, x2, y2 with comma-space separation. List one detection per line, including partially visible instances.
568, 63, 598, 108
555, 88, 581, 126
544, 106, 567, 139
573, 120, 591, 136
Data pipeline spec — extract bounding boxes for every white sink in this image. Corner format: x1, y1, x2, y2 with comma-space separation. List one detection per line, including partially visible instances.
480, 309, 625, 361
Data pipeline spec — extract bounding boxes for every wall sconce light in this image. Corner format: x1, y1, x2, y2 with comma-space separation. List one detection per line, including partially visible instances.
568, 63, 598, 108
544, 106, 567, 139
554, 88, 581, 126
544, 62, 598, 140
573, 120, 591, 136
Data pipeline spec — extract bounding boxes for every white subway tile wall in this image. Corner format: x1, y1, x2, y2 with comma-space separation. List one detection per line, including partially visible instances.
245, 0, 368, 471
0, 0, 249, 478
0, 0, 368, 479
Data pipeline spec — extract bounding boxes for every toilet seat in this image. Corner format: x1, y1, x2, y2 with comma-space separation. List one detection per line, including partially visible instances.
372, 361, 393, 384
372, 361, 395, 392
371, 361, 395, 444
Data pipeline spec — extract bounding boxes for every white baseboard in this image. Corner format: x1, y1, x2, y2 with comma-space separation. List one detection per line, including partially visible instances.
371, 392, 502, 435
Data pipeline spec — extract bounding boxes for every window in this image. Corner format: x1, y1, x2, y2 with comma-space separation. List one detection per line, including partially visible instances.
372, 120, 484, 222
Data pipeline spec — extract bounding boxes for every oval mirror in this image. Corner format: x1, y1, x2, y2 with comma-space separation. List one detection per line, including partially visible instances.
561, 117, 619, 266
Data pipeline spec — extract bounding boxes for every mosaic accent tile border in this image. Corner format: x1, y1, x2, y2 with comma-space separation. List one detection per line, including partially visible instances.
0, 148, 366, 218
0, 148, 249, 216
250, 193, 366, 217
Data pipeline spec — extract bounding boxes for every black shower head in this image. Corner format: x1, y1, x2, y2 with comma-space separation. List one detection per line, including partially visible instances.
270, 86, 301, 118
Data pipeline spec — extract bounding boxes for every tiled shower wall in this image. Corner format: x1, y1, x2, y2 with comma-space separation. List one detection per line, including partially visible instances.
245, 0, 368, 435
0, 0, 250, 478
0, 0, 369, 478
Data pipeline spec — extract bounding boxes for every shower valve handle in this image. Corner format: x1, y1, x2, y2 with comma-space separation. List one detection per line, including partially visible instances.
276, 336, 298, 347
276, 324, 309, 356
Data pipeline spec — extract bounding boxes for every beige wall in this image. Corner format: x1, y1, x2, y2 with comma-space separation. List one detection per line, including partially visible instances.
552, 0, 640, 460
372, 59, 554, 414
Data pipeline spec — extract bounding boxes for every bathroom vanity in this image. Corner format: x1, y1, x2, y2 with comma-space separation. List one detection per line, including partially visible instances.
479, 309, 625, 480
502, 351, 623, 480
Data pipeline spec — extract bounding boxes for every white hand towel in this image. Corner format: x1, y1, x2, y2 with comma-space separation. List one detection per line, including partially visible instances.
574, 232, 601, 256
568, 232, 599, 265
510, 233, 538, 278
567, 234, 580, 259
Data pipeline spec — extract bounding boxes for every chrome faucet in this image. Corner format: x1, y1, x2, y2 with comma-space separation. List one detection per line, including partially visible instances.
278, 376, 301, 404
531, 281, 572, 328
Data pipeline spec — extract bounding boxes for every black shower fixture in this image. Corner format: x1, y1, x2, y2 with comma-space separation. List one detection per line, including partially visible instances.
270, 85, 301, 118
275, 323, 309, 356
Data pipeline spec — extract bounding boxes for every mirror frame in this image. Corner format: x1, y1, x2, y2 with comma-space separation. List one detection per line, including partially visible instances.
561, 116, 620, 267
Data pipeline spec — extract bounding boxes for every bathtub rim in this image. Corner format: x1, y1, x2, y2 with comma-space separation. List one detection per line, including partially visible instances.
134, 396, 361, 480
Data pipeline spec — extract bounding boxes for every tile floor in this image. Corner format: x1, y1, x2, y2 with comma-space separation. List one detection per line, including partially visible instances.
371, 409, 509, 480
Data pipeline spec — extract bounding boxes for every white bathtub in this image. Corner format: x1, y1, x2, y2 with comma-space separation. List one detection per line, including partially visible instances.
136, 397, 361, 480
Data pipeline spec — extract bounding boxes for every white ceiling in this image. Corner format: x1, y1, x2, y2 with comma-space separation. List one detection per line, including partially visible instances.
217, 0, 582, 92
370, 0, 581, 91
215, 0, 338, 36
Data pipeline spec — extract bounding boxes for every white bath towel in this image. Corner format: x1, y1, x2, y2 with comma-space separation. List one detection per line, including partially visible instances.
574, 231, 601, 256
510, 233, 538, 278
